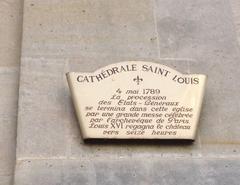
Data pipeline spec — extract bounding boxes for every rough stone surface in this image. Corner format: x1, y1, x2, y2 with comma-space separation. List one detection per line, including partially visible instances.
21, 0, 159, 59
155, 0, 240, 155
15, 158, 240, 185
0, 0, 23, 67
0, 175, 12, 185
14, 0, 240, 184
0, 71, 19, 181
0, 0, 23, 184
17, 58, 202, 160
230, 0, 240, 44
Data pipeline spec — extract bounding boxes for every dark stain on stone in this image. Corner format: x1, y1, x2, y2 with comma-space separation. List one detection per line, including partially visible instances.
150, 37, 157, 41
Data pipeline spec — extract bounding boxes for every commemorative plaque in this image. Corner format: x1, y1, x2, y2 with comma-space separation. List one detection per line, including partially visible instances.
66, 61, 207, 140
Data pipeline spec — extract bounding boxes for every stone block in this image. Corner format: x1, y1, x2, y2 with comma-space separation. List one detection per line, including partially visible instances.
155, 0, 239, 61
0, 70, 19, 174
22, 0, 159, 58
14, 158, 240, 185
155, 0, 240, 153
0, 0, 23, 67
15, 0, 240, 185
17, 58, 203, 159
0, 175, 12, 185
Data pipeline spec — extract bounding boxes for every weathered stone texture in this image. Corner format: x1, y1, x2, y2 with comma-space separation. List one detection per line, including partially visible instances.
21, 0, 159, 58
0, 0, 23, 184
14, 0, 240, 184
155, 0, 240, 152
14, 158, 240, 185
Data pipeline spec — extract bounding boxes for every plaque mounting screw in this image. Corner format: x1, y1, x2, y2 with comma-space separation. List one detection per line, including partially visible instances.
133, 76, 143, 85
